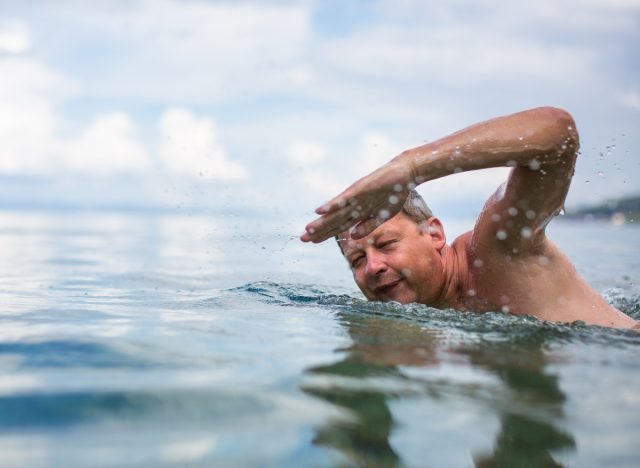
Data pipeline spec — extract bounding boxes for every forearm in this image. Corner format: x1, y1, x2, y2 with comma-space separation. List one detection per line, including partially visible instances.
393, 107, 579, 184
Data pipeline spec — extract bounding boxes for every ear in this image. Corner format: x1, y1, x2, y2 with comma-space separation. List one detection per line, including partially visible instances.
419, 217, 446, 252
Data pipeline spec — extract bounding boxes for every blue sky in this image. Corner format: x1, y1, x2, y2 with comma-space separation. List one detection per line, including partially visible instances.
0, 0, 638, 218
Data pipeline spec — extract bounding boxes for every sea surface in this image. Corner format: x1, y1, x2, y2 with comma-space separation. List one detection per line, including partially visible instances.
0, 210, 638, 467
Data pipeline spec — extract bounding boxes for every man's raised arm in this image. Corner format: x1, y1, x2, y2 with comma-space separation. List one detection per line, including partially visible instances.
301, 107, 578, 243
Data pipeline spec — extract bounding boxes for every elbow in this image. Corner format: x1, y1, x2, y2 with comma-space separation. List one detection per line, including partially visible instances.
539, 106, 580, 158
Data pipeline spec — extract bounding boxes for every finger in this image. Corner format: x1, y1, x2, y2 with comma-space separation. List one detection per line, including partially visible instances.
305, 205, 367, 243
350, 217, 382, 239
315, 195, 352, 215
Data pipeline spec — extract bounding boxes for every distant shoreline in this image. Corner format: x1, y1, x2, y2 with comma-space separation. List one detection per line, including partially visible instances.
564, 195, 640, 225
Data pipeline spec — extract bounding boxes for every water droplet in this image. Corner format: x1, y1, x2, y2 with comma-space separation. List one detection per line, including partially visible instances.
491, 213, 501, 222
388, 195, 399, 204
393, 184, 403, 192
501, 305, 510, 313
496, 230, 507, 240
467, 288, 477, 297
473, 259, 484, 268
351, 210, 360, 219
526, 210, 536, 220
528, 159, 541, 171
508, 207, 518, 216
379, 209, 390, 220
520, 227, 532, 239
453, 149, 461, 158
538, 255, 549, 266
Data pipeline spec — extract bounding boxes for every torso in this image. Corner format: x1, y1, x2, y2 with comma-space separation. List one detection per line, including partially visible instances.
452, 231, 636, 328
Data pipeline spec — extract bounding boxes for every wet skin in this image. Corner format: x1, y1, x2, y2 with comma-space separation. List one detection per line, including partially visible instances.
340, 214, 446, 305
304, 107, 638, 329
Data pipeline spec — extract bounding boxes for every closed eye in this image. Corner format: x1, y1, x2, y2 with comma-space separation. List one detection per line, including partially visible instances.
377, 240, 397, 250
350, 255, 365, 269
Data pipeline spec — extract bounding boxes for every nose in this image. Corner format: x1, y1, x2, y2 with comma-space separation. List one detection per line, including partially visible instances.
365, 251, 387, 277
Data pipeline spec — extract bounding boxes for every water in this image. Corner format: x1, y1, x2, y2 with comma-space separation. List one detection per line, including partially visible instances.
1, 210, 639, 467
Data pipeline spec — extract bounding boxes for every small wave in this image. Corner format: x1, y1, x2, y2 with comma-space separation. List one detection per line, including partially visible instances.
603, 287, 640, 319
228, 282, 640, 345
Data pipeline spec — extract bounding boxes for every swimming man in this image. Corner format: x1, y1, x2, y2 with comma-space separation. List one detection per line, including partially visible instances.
301, 107, 638, 329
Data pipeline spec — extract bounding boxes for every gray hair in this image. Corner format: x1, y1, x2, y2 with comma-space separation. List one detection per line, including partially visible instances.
336, 189, 433, 253
402, 189, 433, 224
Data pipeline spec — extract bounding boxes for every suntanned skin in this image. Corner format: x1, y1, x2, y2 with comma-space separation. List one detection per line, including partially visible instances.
301, 107, 638, 329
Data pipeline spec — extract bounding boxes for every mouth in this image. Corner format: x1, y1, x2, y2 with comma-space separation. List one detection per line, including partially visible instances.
374, 279, 402, 297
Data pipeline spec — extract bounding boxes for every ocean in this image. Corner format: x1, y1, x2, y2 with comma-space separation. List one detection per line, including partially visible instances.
0, 210, 638, 467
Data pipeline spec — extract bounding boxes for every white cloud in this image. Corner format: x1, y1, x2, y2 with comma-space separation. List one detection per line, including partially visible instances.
286, 140, 326, 166
421, 167, 511, 201
0, 19, 30, 54
319, 25, 595, 88
619, 91, 640, 110
354, 132, 402, 177
0, 0, 637, 211
61, 113, 152, 174
0, 57, 71, 174
62, 0, 312, 103
158, 108, 248, 181
283, 139, 344, 198
298, 168, 348, 199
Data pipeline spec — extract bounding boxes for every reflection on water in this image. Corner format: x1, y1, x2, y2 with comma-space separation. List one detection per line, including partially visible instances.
0, 211, 639, 466
302, 308, 580, 467
464, 341, 575, 467
303, 316, 438, 467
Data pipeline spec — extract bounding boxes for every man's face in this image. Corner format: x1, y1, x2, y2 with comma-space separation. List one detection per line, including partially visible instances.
339, 213, 445, 304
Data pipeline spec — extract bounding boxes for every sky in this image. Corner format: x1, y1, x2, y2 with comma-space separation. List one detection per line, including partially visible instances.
0, 0, 638, 220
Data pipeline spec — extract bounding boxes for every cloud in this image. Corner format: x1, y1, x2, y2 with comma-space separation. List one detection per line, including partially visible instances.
354, 132, 402, 177
619, 91, 640, 110
0, 0, 637, 212
0, 19, 30, 54
318, 24, 595, 89
0, 57, 71, 174
283, 139, 344, 198
158, 108, 248, 181
286, 140, 327, 165
62, 113, 152, 174
0, 56, 247, 184
55, 0, 312, 103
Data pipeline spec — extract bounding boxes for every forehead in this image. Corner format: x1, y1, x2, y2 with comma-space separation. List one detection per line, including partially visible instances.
339, 214, 415, 255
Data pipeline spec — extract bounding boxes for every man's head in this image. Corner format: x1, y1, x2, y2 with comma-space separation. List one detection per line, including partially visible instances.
336, 190, 433, 255
337, 191, 447, 305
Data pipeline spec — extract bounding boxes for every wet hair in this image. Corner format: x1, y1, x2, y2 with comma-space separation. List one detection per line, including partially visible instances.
401, 189, 434, 224
336, 189, 433, 254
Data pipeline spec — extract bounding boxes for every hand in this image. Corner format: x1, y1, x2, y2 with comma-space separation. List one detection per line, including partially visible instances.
301, 158, 415, 243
